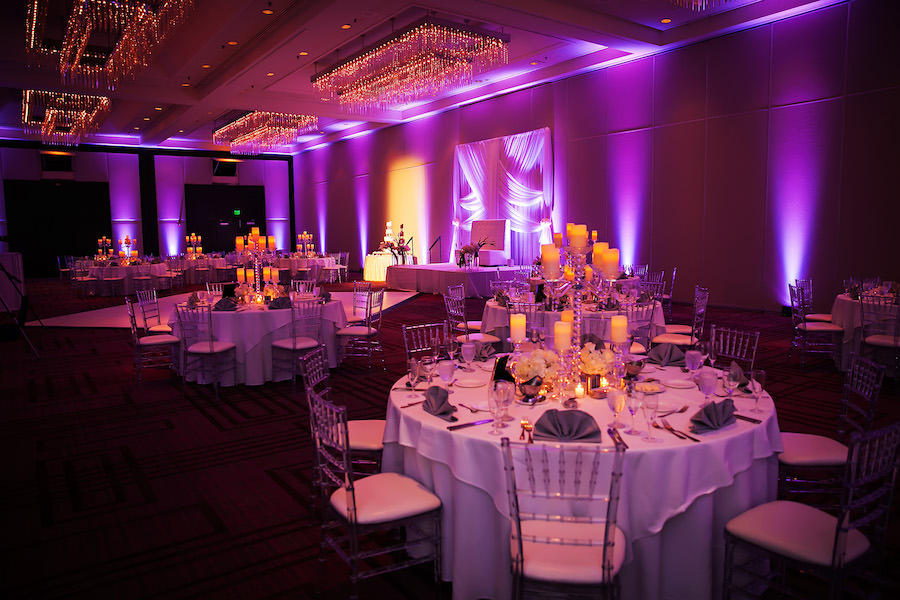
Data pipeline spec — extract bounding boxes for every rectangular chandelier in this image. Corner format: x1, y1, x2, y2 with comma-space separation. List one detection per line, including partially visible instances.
670, 0, 732, 10
312, 17, 509, 112
26, 0, 194, 89
213, 112, 319, 155
22, 89, 111, 146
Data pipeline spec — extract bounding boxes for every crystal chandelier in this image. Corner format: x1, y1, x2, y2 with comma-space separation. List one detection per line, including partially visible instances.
213, 112, 319, 155
670, 0, 732, 10
22, 89, 111, 146
312, 18, 509, 112
26, 0, 194, 89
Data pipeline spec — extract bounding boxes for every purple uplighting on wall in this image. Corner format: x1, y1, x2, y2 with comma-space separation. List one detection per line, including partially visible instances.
355, 176, 369, 263
264, 161, 290, 249
608, 132, 651, 266
316, 181, 327, 253
154, 155, 186, 257
108, 153, 142, 252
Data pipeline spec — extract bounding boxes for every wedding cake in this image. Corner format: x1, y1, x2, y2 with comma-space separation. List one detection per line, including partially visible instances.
383, 221, 394, 244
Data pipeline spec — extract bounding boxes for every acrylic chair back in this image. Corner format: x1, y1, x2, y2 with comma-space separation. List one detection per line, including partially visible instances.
709, 324, 760, 371
291, 279, 317, 294
307, 389, 354, 510
837, 353, 885, 440
689, 285, 710, 342
289, 298, 322, 350
299, 344, 331, 398
402, 321, 449, 361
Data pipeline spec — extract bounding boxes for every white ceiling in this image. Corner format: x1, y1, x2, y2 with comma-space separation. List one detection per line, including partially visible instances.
0, 0, 838, 153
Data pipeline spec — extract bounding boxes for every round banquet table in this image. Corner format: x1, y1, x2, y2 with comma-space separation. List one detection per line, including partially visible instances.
275, 256, 336, 282
167, 299, 347, 385
88, 263, 168, 296
830, 291, 898, 375
383, 364, 782, 600
481, 299, 666, 349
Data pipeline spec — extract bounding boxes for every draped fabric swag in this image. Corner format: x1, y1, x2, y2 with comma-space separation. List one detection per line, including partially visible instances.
453, 127, 552, 265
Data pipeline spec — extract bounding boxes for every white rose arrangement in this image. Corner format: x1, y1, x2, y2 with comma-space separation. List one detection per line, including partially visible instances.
514, 349, 561, 382
580, 342, 615, 375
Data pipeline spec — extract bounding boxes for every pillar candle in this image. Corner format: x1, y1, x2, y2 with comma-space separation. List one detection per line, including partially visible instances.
553, 232, 563, 248
561, 309, 574, 323
591, 230, 598, 241
592, 242, 609, 266
186, 247, 194, 254
602, 248, 620, 279
236, 236, 244, 251
263, 266, 272, 282
251, 227, 260, 241
237, 269, 245, 283
566, 222, 574, 240
554, 320, 572, 351
268, 236, 276, 251
570, 224, 588, 248
564, 266, 575, 281
119, 250, 125, 258
541, 244, 560, 279
610, 315, 628, 343
196, 247, 202, 255
585, 265, 594, 281
132, 250, 138, 257
509, 313, 526, 343
186, 235, 190, 243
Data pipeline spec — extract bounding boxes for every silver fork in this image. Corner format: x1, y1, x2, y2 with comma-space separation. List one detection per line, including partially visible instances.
662, 418, 700, 443
658, 404, 688, 418
458, 402, 486, 413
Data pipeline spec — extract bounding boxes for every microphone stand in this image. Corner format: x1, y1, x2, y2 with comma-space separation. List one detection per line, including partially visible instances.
0, 260, 42, 358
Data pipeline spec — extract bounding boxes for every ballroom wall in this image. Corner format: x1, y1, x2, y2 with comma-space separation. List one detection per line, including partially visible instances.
293, 0, 900, 312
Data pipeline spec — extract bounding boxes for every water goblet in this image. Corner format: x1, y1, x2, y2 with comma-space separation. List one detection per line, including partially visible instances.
489, 381, 511, 434
420, 356, 436, 384
407, 358, 420, 398
495, 380, 515, 423
438, 360, 456, 393
723, 364, 742, 399
624, 390, 644, 435
698, 340, 712, 368
461, 342, 476, 372
607, 387, 626, 429
749, 369, 766, 413
684, 350, 701, 380
642, 393, 662, 443
698, 367, 717, 405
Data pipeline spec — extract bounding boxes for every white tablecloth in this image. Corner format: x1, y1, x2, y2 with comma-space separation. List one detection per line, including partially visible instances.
167, 299, 347, 385
275, 256, 336, 282
181, 258, 226, 285
385, 263, 520, 297
830, 292, 898, 374
88, 263, 168, 296
481, 300, 666, 348
363, 252, 414, 282
383, 364, 782, 600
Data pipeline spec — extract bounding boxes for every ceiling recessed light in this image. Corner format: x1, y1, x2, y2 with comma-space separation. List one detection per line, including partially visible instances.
261, 8, 274, 15
298, 51, 308, 56
178, 129, 184, 133
529, 61, 538, 66
661, 18, 672, 24
133, 126, 140, 130
201, 63, 211, 69
143, 117, 150, 121
181, 82, 190, 87
266, 72, 275, 77
341, 24, 351, 30
227, 40, 239, 46
154, 106, 163, 111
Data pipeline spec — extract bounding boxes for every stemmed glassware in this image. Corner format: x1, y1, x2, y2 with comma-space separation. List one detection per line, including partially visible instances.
407, 358, 419, 398
489, 381, 514, 434
438, 360, 456, 393
420, 356, 436, 385
698, 367, 717, 405
749, 369, 766, 413
723, 363, 742, 399
607, 387, 626, 429
624, 390, 644, 435
642, 393, 662, 443
698, 340, 712, 369
460, 342, 476, 372
685, 350, 701, 380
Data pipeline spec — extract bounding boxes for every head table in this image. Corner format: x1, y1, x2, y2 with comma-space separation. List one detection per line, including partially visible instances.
167, 298, 347, 386
383, 362, 782, 600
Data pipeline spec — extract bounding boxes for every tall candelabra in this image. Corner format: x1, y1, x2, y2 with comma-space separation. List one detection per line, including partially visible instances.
97, 236, 112, 259
296, 231, 315, 257
186, 233, 202, 257
236, 228, 276, 293
119, 235, 137, 264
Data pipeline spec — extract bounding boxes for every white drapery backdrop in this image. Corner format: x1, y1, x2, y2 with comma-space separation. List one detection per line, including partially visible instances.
452, 127, 552, 265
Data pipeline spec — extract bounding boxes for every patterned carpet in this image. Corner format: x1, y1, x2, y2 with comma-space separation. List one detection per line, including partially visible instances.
1, 277, 898, 599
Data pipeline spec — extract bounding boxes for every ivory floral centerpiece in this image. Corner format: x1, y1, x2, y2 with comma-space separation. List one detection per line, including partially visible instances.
579, 342, 615, 397
513, 349, 560, 399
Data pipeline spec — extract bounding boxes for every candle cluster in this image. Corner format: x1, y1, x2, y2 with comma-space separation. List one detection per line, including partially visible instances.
186, 232, 202, 256
236, 227, 276, 252
297, 231, 314, 256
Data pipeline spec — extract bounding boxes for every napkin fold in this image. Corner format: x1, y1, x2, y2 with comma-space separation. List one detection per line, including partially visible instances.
187, 292, 200, 307
320, 290, 332, 302
533, 409, 603, 443
268, 296, 292, 310
474, 340, 496, 361
690, 398, 736, 433
213, 297, 239, 311
726, 361, 751, 391
603, 297, 620, 311
423, 386, 458, 422
647, 343, 685, 367
580, 333, 605, 348
637, 291, 651, 303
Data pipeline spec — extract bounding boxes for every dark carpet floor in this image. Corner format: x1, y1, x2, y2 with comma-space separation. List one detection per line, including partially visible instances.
1, 276, 898, 599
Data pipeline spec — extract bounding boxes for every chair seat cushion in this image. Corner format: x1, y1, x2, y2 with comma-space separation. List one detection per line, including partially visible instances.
798, 321, 843, 333
725, 500, 870, 567
336, 325, 377, 336
271, 336, 318, 351
186, 340, 236, 354
138, 334, 180, 347
778, 432, 847, 466
662, 324, 692, 335
455, 332, 501, 344
520, 519, 626, 583
453, 320, 482, 332
330, 472, 441, 525
864, 334, 900, 348
630, 342, 647, 355
651, 333, 698, 346
805, 313, 833, 322
148, 324, 173, 334
348, 419, 386, 451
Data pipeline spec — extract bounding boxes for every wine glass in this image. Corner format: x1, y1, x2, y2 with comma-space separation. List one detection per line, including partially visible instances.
749, 369, 766, 413
642, 393, 662, 443
460, 342, 476, 372
624, 390, 644, 435
698, 340, 712, 368
420, 356, 436, 384
723, 364, 742, 399
406, 358, 419, 398
698, 368, 717, 405
438, 360, 456, 393
489, 381, 511, 434
607, 387, 626, 429
495, 380, 515, 423
684, 350, 701, 380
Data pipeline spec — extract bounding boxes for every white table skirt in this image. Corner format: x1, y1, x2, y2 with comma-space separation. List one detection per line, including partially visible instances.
830, 292, 898, 374
383, 364, 782, 600
481, 300, 666, 348
385, 263, 520, 297
88, 263, 168, 296
167, 299, 347, 385
363, 252, 413, 282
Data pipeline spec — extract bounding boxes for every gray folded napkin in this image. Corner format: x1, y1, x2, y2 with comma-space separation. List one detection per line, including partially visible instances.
213, 297, 238, 311
637, 291, 651, 303
690, 398, 736, 433
580, 333, 605, 348
604, 297, 620, 310
474, 340, 495, 361
320, 290, 332, 302
533, 409, 603, 443
423, 386, 458, 422
647, 343, 685, 367
268, 296, 291, 310
727, 361, 751, 391
187, 292, 200, 307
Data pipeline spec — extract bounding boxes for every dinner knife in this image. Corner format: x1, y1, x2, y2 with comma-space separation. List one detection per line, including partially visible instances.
447, 418, 493, 431
734, 413, 762, 424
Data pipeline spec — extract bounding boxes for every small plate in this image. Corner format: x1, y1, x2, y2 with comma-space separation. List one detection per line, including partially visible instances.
516, 395, 547, 405
454, 378, 485, 388
634, 381, 664, 394
663, 378, 696, 389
